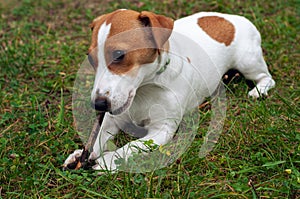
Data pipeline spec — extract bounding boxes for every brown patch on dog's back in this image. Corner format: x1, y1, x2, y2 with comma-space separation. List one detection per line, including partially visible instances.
198, 16, 235, 46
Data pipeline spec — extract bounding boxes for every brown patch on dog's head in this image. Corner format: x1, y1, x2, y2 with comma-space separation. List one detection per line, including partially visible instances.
104, 10, 158, 75
87, 10, 174, 75
198, 16, 235, 46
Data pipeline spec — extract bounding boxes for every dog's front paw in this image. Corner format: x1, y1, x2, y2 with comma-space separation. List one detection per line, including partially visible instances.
63, 149, 83, 168
92, 151, 119, 172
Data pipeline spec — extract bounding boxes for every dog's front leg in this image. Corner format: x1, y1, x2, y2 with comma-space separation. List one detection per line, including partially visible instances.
63, 113, 119, 168
93, 120, 178, 171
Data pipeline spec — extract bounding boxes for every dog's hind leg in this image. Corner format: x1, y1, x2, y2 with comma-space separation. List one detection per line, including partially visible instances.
234, 39, 275, 98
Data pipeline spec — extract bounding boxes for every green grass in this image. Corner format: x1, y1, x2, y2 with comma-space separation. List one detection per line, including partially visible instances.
0, 0, 299, 198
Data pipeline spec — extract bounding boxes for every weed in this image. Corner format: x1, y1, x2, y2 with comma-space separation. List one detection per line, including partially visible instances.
0, 0, 299, 198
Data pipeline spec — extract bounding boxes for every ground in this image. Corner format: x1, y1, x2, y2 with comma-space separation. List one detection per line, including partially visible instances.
0, 0, 299, 198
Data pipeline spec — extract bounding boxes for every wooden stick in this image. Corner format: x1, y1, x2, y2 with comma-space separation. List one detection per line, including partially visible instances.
65, 112, 105, 170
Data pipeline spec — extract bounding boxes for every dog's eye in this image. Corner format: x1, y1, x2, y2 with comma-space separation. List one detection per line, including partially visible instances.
112, 50, 125, 63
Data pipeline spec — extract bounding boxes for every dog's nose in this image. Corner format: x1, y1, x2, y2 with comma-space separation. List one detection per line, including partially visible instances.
92, 96, 110, 112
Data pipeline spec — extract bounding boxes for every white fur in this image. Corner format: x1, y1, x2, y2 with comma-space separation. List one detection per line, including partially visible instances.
65, 12, 275, 171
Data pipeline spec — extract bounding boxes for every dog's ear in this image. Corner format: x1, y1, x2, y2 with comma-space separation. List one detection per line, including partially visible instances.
88, 14, 109, 54
87, 14, 110, 69
89, 14, 107, 31
139, 11, 174, 51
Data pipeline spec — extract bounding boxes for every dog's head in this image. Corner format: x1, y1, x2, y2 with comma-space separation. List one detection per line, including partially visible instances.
88, 10, 174, 115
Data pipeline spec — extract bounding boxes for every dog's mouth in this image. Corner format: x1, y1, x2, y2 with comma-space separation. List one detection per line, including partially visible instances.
111, 90, 135, 115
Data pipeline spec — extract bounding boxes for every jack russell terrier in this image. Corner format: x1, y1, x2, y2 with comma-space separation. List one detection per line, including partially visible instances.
64, 9, 275, 171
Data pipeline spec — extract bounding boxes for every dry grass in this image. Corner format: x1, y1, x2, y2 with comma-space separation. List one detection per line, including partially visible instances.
0, 0, 299, 198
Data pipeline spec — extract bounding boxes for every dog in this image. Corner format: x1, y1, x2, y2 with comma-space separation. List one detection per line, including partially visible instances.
64, 9, 275, 171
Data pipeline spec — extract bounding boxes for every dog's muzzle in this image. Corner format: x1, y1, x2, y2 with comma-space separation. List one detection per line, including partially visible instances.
91, 96, 111, 112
